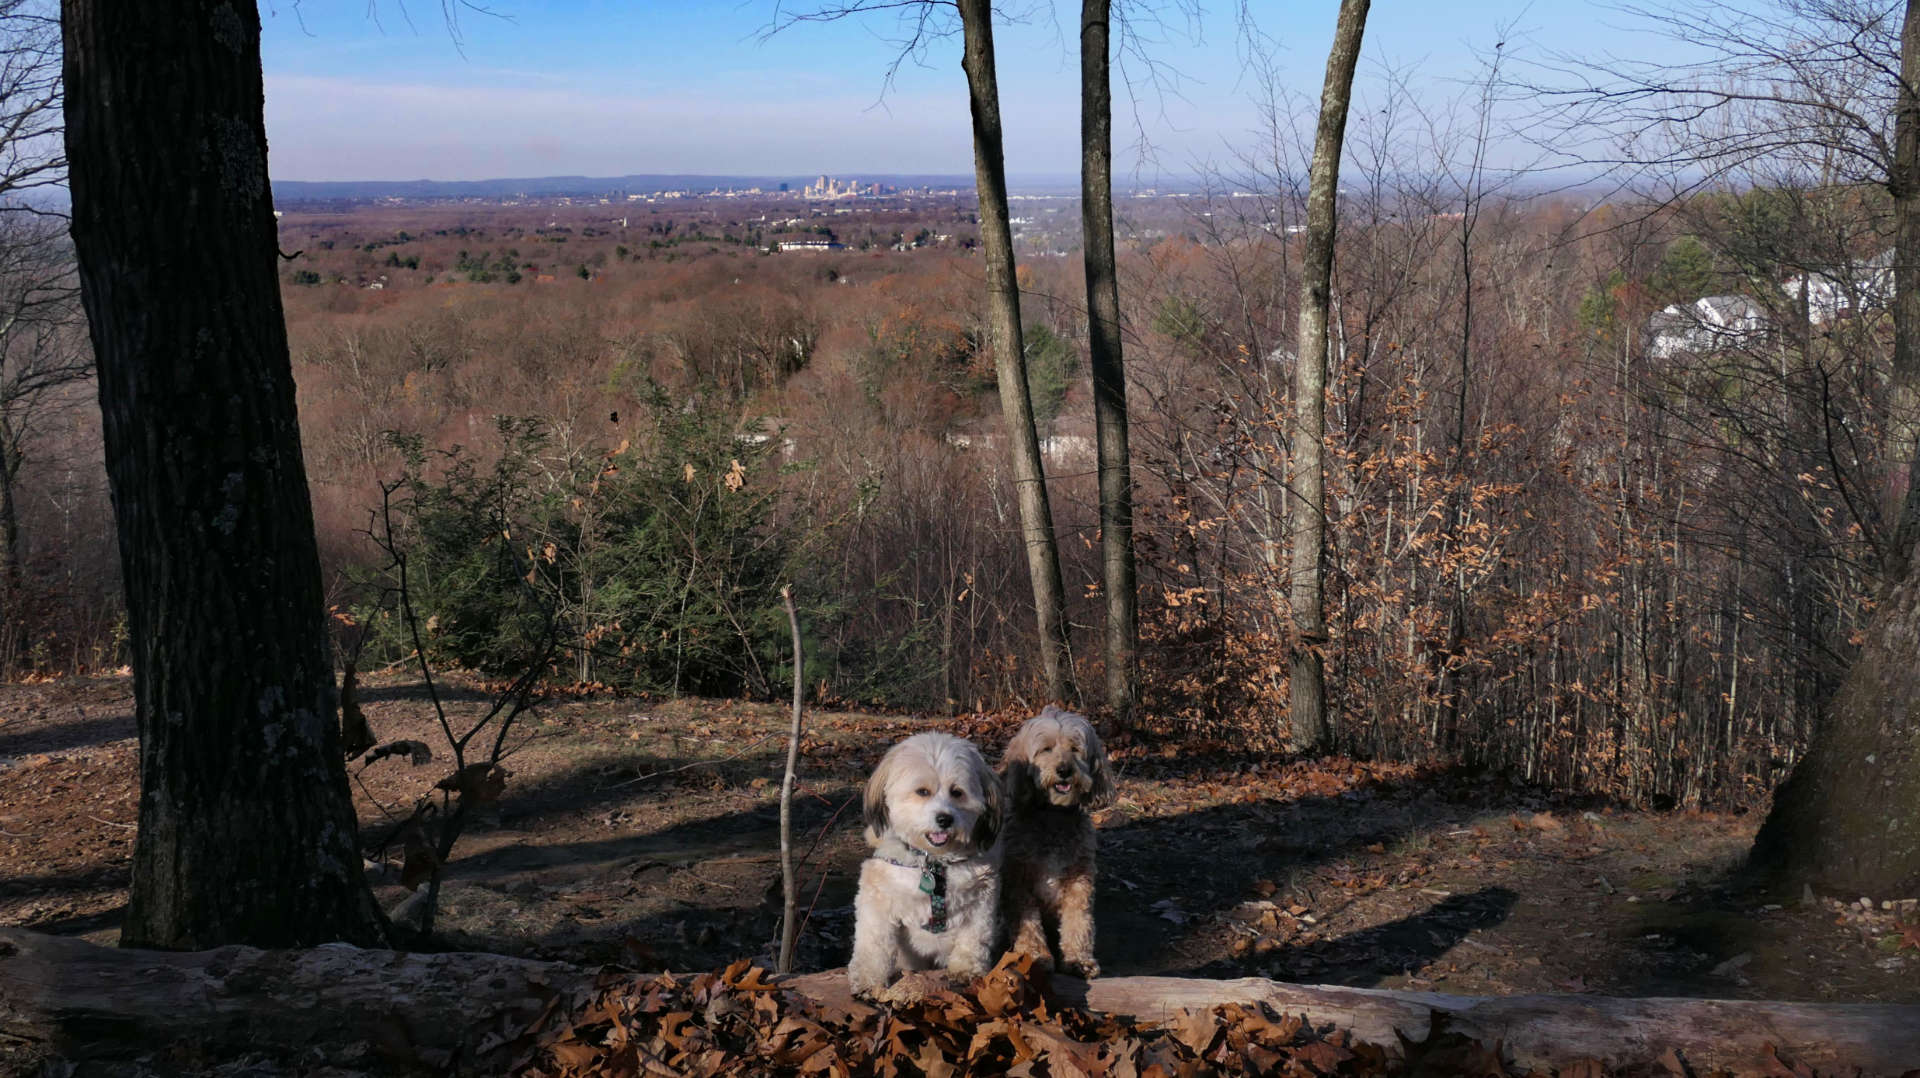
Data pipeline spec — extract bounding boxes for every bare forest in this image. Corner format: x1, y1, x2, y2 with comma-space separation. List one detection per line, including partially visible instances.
0, 151, 1891, 815
11, 0, 1920, 1071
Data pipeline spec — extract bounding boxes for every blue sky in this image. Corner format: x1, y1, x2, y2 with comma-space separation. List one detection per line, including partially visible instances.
259, 1, 1688, 182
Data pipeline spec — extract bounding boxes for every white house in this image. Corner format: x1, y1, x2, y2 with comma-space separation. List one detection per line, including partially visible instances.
1780, 250, 1893, 325
1040, 434, 1094, 462
1646, 295, 1770, 359
774, 238, 840, 253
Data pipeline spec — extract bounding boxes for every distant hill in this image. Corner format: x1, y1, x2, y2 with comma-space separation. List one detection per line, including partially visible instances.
269, 173, 1001, 203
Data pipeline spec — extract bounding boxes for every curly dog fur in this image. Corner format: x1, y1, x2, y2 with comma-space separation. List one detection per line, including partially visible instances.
848, 732, 1005, 999
998, 705, 1114, 978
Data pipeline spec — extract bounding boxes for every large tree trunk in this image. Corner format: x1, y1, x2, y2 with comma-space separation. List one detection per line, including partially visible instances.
4, 931, 1919, 1076
1749, 564, 1920, 896
1752, 0, 1920, 899
959, 0, 1078, 705
1286, 0, 1370, 752
61, 0, 388, 948
1887, 0, 1920, 576
1081, 0, 1137, 725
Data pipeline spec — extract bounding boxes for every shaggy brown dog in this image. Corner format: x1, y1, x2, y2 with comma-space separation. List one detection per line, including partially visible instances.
998, 705, 1113, 978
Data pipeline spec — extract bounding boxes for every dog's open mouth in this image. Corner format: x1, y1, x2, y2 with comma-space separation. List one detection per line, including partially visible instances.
925, 830, 952, 847
1052, 781, 1075, 795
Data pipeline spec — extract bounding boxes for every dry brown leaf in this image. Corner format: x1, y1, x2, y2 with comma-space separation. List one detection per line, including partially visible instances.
1763, 1043, 1817, 1078
1895, 919, 1920, 952
1166, 1008, 1220, 1055
1656, 1046, 1692, 1077
399, 827, 440, 891
1291, 1036, 1358, 1075
1024, 1023, 1108, 1078
436, 761, 510, 802
365, 739, 433, 767
546, 1041, 600, 1069
719, 959, 780, 992
912, 1037, 957, 1078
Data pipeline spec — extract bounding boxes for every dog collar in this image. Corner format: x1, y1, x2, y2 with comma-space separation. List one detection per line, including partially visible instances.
873, 849, 952, 933
919, 860, 949, 932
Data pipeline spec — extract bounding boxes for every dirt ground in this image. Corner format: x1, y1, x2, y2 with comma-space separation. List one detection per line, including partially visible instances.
2, 673, 1916, 1007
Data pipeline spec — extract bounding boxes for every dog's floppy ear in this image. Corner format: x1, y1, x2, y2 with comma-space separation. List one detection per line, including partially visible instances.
999, 719, 1041, 812
1082, 720, 1116, 809
863, 748, 893, 844
972, 745, 1005, 849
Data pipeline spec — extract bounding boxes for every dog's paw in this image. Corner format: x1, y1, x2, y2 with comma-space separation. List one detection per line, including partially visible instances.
943, 961, 988, 986
1062, 957, 1100, 979
1018, 949, 1055, 973
847, 966, 891, 1001
881, 970, 949, 1005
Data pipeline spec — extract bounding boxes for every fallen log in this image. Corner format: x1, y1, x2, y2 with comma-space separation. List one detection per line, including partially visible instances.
783, 970, 1920, 1076
1062, 976, 1920, 1076
0, 928, 585, 1074
2, 928, 1917, 1075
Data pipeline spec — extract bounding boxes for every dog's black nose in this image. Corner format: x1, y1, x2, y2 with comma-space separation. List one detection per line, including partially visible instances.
934, 812, 954, 829
1055, 769, 1074, 781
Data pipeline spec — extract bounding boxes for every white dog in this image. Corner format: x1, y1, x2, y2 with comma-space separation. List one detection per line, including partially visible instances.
847, 732, 1005, 999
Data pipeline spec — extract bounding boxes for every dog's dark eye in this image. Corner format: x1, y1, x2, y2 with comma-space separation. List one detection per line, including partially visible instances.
950, 785, 965, 800
915, 786, 931, 797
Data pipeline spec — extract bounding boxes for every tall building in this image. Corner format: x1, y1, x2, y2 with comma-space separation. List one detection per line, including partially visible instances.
804, 175, 877, 200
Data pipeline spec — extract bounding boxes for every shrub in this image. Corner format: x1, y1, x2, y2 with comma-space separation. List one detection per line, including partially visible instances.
364, 396, 797, 698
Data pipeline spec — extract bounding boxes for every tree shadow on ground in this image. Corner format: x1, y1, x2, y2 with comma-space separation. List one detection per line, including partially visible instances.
0, 863, 129, 938
355, 683, 500, 705
0, 711, 135, 759
430, 778, 864, 887
1172, 887, 1521, 987
16, 904, 124, 936
399, 768, 871, 969
476, 769, 1463, 978
0, 866, 127, 895
22, 700, 1850, 1004
1577, 860, 1891, 1002
351, 740, 863, 851
1088, 780, 1478, 976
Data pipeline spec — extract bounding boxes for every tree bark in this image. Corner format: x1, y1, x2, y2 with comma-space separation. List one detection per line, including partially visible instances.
4, 930, 1918, 1076
1749, 564, 1920, 896
959, 0, 1078, 705
1888, 0, 1920, 577
0, 929, 561, 1074
60, 0, 388, 948
1058, 976, 1920, 1075
1286, 0, 1370, 752
1081, 0, 1137, 725
1751, 0, 1920, 899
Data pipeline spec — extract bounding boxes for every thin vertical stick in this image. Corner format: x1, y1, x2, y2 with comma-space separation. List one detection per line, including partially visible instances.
777, 584, 804, 973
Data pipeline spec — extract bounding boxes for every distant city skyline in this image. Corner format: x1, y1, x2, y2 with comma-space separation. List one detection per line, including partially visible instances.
261, 1, 1708, 184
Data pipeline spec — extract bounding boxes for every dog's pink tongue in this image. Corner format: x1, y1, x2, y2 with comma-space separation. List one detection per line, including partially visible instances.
1053, 782, 1073, 793
927, 830, 951, 846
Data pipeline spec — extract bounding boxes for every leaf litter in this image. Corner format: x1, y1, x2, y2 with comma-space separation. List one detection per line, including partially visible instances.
509, 951, 1804, 1078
